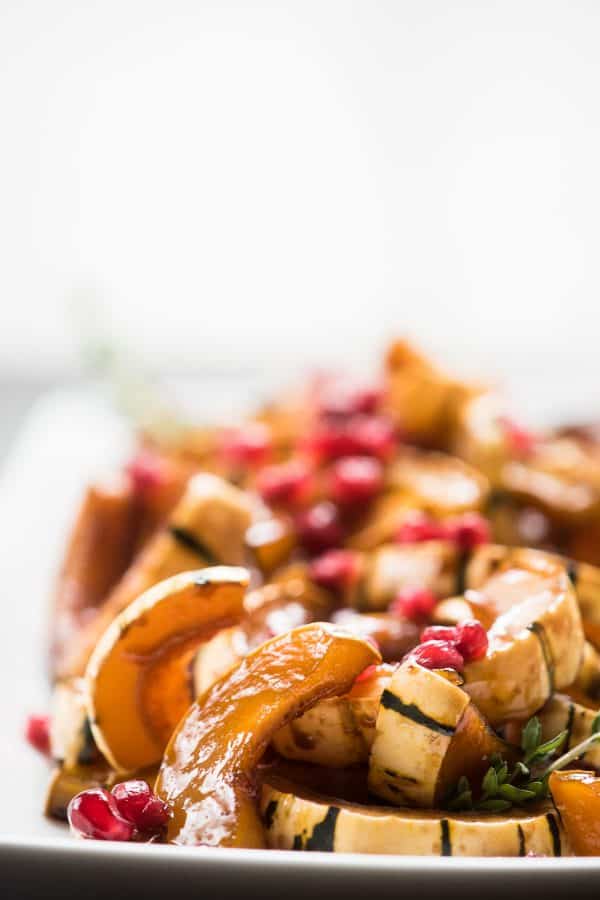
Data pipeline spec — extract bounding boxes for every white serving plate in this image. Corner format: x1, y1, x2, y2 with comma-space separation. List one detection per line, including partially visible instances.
1, 386, 599, 899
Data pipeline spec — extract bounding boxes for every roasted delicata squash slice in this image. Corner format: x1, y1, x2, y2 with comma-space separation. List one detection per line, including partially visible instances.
538, 693, 600, 769
461, 555, 583, 723
368, 661, 507, 807
155, 623, 379, 847
51, 477, 138, 680
549, 770, 600, 856
86, 567, 249, 772
272, 665, 393, 767
564, 641, 600, 707
64, 474, 254, 676
261, 774, 566, 856
193, 568, 334, 695
348, 450, 489, 550
357, 541, 461, 611
50, 677, 99, 768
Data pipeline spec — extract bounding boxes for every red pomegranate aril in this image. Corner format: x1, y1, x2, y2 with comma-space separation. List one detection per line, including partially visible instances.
25, 714, 51, 756
257, 460, 312, 507
126, 450, 167, 494
111, 780, 170, 831
296, 502, 343, 554
303, 423, 358, 461
68, 788, 134, 842
499, 416, 537, 458
353, 663, 379, 684
396, 511, 442, 544
330, 456, 384, 506
353, 415, 397, 460
220, 423, 272, 467
408, 640, 465, 672
455, 620, 489, 662
309, 549, 359, 593
443, 513, 491, 550
420, 624, 458, 644
390, 587, 437, 622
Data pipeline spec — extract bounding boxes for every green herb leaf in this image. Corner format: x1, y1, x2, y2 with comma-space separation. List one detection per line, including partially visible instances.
498, 784, 536, 803
521, 717, 542, 756
592, 714, 600, 735
481, 766, 499, 798
447, 789, 473, 811
524, 729, 567, 765
511, 761, 530, 783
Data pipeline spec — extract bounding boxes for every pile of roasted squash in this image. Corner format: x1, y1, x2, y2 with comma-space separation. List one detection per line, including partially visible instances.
41, 340, 600, 856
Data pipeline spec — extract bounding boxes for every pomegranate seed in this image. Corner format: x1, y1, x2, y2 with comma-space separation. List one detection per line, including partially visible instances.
111, 780, 170, 832
330, 456, 384, 506
396, 511, 442, 544
220, 423, 272, 467
420, 624, 458, 644
257, 460, 312, 507
408, 640, 464, 671
352, 415, 397, 460
126, 450, 167, 494
455, 620, 488, 662
296, 502, 343, 554
353, 663, 379, 684
390, 587, 437, 622
68, 788, 134, 841
25, 714, 51, 756
303, 423, 358, 461
309, 549, 360, 593
304, 414, 396, 462
442, 513, 491, 550
499, 416, 537, 457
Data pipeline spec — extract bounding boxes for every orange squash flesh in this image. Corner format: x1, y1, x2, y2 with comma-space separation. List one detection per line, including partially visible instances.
155, 623, 380, 847
436, 703, 510, 803
549, 770, 600, 855
65, 474, 254, 676
86, 567, 249, 773
51, 478, 138, 679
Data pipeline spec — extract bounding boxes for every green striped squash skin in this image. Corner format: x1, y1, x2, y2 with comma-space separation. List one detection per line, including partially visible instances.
261, 778, 568, 857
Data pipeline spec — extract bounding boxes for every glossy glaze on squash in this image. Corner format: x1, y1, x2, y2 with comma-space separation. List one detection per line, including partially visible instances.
549, 770, 600, 856
86, 567, 249, 772
155, 623, 379, 847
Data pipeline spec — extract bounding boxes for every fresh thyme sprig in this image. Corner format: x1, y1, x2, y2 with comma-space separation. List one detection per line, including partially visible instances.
445, 713, 600, 813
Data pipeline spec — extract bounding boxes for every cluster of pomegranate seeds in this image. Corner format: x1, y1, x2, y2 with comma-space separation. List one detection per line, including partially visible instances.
68, 781, 170, 842
304, 414, 397, 463
408, 640, 465, 671
416, 619, 489, 670
390, 587, 437, 622
220, 423, 272, 467
499, 416, 538, 458
296, 502, 343, 554
396, 511, 490, 550
126, 449, 168, 494
256, 459, 313, 506
68, 788, 134, 842
330, 456, 384, 507
309, 549, 360, 593
25, 714, 51, 756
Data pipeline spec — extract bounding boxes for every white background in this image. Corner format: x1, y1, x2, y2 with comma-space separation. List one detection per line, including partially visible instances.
1, 0, 600, 382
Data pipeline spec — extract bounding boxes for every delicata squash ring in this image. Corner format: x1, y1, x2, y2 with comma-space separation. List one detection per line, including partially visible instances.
154, 623, 379, 847
86, 566, 249, 772
261, 775, 566, 856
